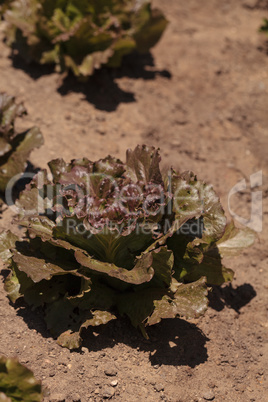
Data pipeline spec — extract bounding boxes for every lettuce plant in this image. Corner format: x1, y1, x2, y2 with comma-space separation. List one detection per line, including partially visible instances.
260, 18, 268, 34
0, 1, 12, 17
0, 356, 42, 401
3, 0, 168, 78
1, 145, 255, 349
0, 92, 43, 194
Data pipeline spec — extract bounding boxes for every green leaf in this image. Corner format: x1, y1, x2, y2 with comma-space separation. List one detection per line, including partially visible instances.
4, 268, 22, 303
150, 246, 174, 286
125, 144, 162, 185
165, 171, 232, 285
0, 92, 43, 192
75, 248, 154, 285
0, 231, 19, 264
0, 138, 11, 157
12, 249, 76, 283
81, 310, 116, 329
16, 215, 55, 241
134, 4, 168, 53
0, 356, 42, 402
0, 93, 26, 140
179, 221, 254, 285
216, 221, 256, 257
56, 330, 82, 350
182, 253, 234, 286
0, 125, 43, 192
260, 18, 268, 34
78, 48, 114, 76
107, 37, 136, 68
117, 287, 165, 328
170, 170, 226, 246
147, 277, 208, 325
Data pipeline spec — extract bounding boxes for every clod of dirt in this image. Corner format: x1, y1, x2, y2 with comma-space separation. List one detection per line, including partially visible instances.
242, 0, 258, 8
49, 393, 66, 402
101, 386, 115, 399
104, 367, 118, 376
154, 383, 165, 392
71, 393, 81, 401
202, 390, 215, 400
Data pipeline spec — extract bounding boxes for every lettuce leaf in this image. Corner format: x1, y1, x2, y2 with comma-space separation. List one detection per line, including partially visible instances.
0, 93, 43, 193
0, 356, 42, 402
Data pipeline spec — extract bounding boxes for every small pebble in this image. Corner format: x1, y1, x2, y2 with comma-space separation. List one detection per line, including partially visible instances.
96, 127, 106, 135
110, 380, 118, 387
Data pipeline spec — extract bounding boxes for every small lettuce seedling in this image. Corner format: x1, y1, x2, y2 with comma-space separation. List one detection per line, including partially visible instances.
0, 356, 42, 401
0, 93, 43, 194
3, 0, 168, 79
0, 145, 255, 349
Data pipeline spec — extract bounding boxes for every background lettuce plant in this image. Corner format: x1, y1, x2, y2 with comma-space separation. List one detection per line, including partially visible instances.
0, 92, 43, 194
3, 0, 168, 78
0, 356, 42, 401
260, 18, 268, 34
0, 0, 12, 17
0, 145, 255, 349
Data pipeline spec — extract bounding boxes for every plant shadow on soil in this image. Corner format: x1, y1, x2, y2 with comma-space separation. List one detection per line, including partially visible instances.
11, 53, 55, 79
0, 269, 257, 368
57, 52, 171, 112
11, 52, 171, 112
9, 300, 210, 368
0, 268, 207, 368
81, 318, 209, 368
208, 283, 257, 313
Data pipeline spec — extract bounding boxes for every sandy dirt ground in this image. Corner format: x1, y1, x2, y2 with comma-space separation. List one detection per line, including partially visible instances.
0, 0, 268, 401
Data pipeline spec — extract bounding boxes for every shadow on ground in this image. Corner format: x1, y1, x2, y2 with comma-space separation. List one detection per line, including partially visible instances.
58, 52, 171, 112
82, 318, 208, 368
11, 53, 55, 79
11, 52, 171, 112
208, 283, 257, 313
4, 288, 208, 368
57, 69, 136, 112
